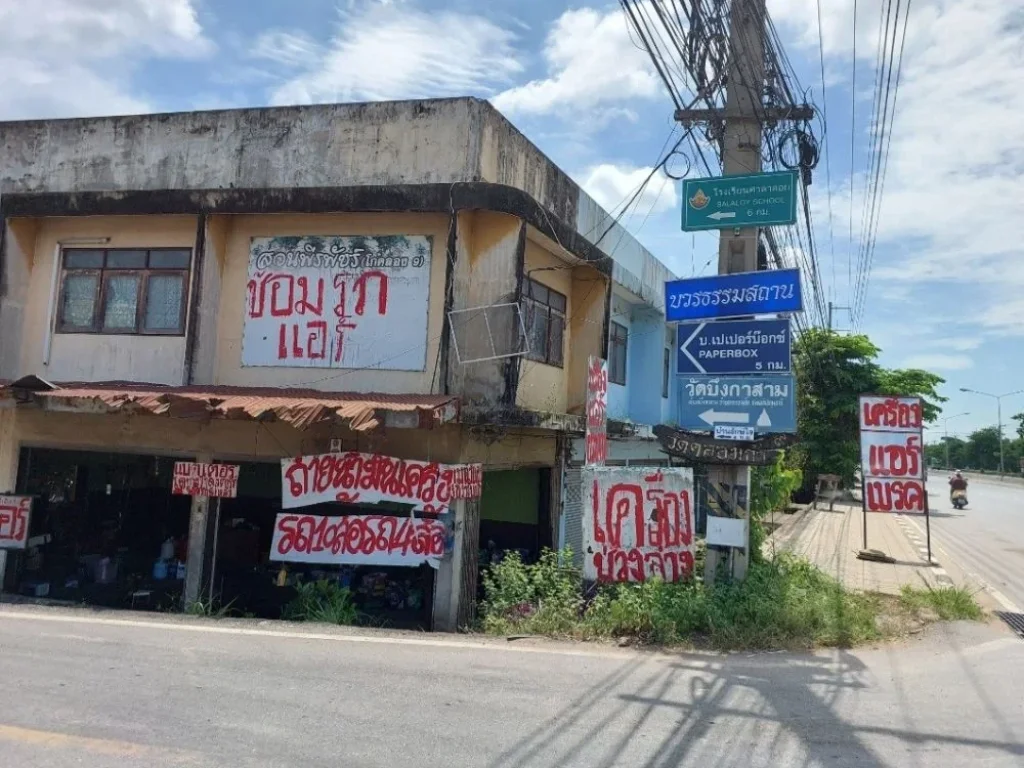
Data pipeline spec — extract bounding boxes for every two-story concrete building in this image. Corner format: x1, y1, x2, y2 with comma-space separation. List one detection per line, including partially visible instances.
0, 97, 682, 630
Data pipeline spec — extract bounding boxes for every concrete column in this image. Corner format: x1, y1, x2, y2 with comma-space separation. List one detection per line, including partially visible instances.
182, 451, 212, 609
431, 500, 466, 632
0, 409, 20, 591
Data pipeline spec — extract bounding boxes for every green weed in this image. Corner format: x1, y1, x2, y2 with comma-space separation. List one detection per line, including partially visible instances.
898, 585, 984, 622
283, 580, 359, 625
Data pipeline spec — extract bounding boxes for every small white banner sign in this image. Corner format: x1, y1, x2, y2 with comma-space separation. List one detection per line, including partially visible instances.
172, 463, 240, 498
714, 425, 756, 441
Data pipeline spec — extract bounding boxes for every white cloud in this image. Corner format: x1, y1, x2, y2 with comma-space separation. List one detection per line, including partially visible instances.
902, 353, 975, 371
492, 6, 661, 117
260, 3, 522, 105
581, 164, 680, 220
0, 0, 212, 119
772, 1, 1024, 338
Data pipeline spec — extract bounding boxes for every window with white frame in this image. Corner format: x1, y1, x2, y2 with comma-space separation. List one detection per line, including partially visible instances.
57, 248, 191, 335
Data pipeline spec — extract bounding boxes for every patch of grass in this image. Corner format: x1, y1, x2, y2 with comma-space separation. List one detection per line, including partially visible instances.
282, 580, 359, 625
898, 585, 984, 622
480, 549, 883, 650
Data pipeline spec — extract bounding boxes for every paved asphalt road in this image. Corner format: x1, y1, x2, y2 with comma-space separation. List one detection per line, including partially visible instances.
923, 475, 1024, 612
1, 606, 1023, 767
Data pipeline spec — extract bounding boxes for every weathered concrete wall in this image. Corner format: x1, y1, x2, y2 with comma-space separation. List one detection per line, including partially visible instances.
446, 210, 523, 410
0, 219, 38, 381
0, 100, 480, 195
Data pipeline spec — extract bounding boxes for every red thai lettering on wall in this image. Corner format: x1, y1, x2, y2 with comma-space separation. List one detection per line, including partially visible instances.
866, 434, 922, 478
245, 270, 390, 363
586, 469, 694, 583
585, 357, 609, 465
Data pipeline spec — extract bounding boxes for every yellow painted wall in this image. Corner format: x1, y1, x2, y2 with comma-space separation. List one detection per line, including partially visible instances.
567, 268, 608, 414
213, 213, 450, 393
516, 238, 573, 414
15, 215, 199, 384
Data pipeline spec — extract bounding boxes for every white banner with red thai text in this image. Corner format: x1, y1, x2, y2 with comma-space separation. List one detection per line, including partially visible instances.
281, 452, 483, 513
242, 235, 431, 370
859, 396, 925, 513
0, 495, 31, 550
172, 462, 240, 498
582, 467, 695, 583
585, 356, 608, 465
270, 512, 450, 568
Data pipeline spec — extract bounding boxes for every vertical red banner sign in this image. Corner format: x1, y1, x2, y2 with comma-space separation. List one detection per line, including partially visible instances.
585, 356, 609, 465
858, 396, 925, 513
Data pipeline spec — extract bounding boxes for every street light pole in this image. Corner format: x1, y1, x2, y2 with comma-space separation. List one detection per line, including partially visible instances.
941, 411, 970, 470
959, 388, 1024, 476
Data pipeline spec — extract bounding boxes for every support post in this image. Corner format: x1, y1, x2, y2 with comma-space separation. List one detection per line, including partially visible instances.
709, 0, 765, 584
0, 410, 20, 593
183, 451, 213, 609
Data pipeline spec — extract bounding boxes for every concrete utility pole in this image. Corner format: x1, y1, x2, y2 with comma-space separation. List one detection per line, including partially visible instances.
673, 0, 812, 584
702, 0, 768, 584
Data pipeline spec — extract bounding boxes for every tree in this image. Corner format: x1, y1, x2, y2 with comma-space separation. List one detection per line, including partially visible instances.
965, 427, 1001, 471
1012, 412, 1024, 442
792, 329, 945, 494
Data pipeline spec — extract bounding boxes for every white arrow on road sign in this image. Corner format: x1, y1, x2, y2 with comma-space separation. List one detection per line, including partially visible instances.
707, 211, 737, 221
756, 409, 772, 427
680, 322, 706, 374
699, 409, 750, 425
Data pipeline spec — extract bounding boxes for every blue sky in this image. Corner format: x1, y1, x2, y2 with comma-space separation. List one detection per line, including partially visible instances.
2, 0, 1022, 438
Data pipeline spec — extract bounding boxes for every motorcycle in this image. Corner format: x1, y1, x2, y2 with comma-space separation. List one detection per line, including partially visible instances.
951, 488, 968, 510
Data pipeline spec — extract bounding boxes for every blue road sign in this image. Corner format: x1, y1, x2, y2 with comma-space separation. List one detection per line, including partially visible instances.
677, 318, 791, 376
682, 170, 798, 231
677, 374, 796, 434
665, 268, 802, 322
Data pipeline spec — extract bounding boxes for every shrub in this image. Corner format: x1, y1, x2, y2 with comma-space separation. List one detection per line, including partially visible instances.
480, 548, 583, 636
283, 579, 359, 625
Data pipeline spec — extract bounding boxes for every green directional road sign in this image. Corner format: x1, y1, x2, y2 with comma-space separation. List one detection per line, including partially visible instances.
682, 170, 798, 231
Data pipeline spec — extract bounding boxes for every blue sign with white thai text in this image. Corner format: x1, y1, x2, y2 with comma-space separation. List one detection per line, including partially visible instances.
677, 374, 797, 434
677, 318, 791, 376
664, 268, 803, 323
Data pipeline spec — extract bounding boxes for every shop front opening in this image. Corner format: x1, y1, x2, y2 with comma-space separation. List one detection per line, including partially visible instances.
10, 448, 191, 609
210, 461, 435, 630
477, 468, 552, 588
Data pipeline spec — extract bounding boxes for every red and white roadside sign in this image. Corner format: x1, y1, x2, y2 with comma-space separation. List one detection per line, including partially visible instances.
172, 462, 240, 498
0, 495, 32, 550
585, 356, 609, 465
858, 396, 925, 513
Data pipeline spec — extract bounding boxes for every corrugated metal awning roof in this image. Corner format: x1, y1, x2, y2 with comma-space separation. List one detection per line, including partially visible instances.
0, 379, 459, 432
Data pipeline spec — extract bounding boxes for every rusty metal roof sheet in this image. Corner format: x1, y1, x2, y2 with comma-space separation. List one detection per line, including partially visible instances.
1, 380, 459, 432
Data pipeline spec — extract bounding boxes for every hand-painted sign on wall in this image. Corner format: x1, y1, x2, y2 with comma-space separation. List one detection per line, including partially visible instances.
585, 356, 609, 465
859, 396, 925, 513
0, 495, 32, 550
242, 236, 432, 370
280, 452, 483, 514
270, 512, 449, 568
172, 462, 240, 498
582, 467, 695, 583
